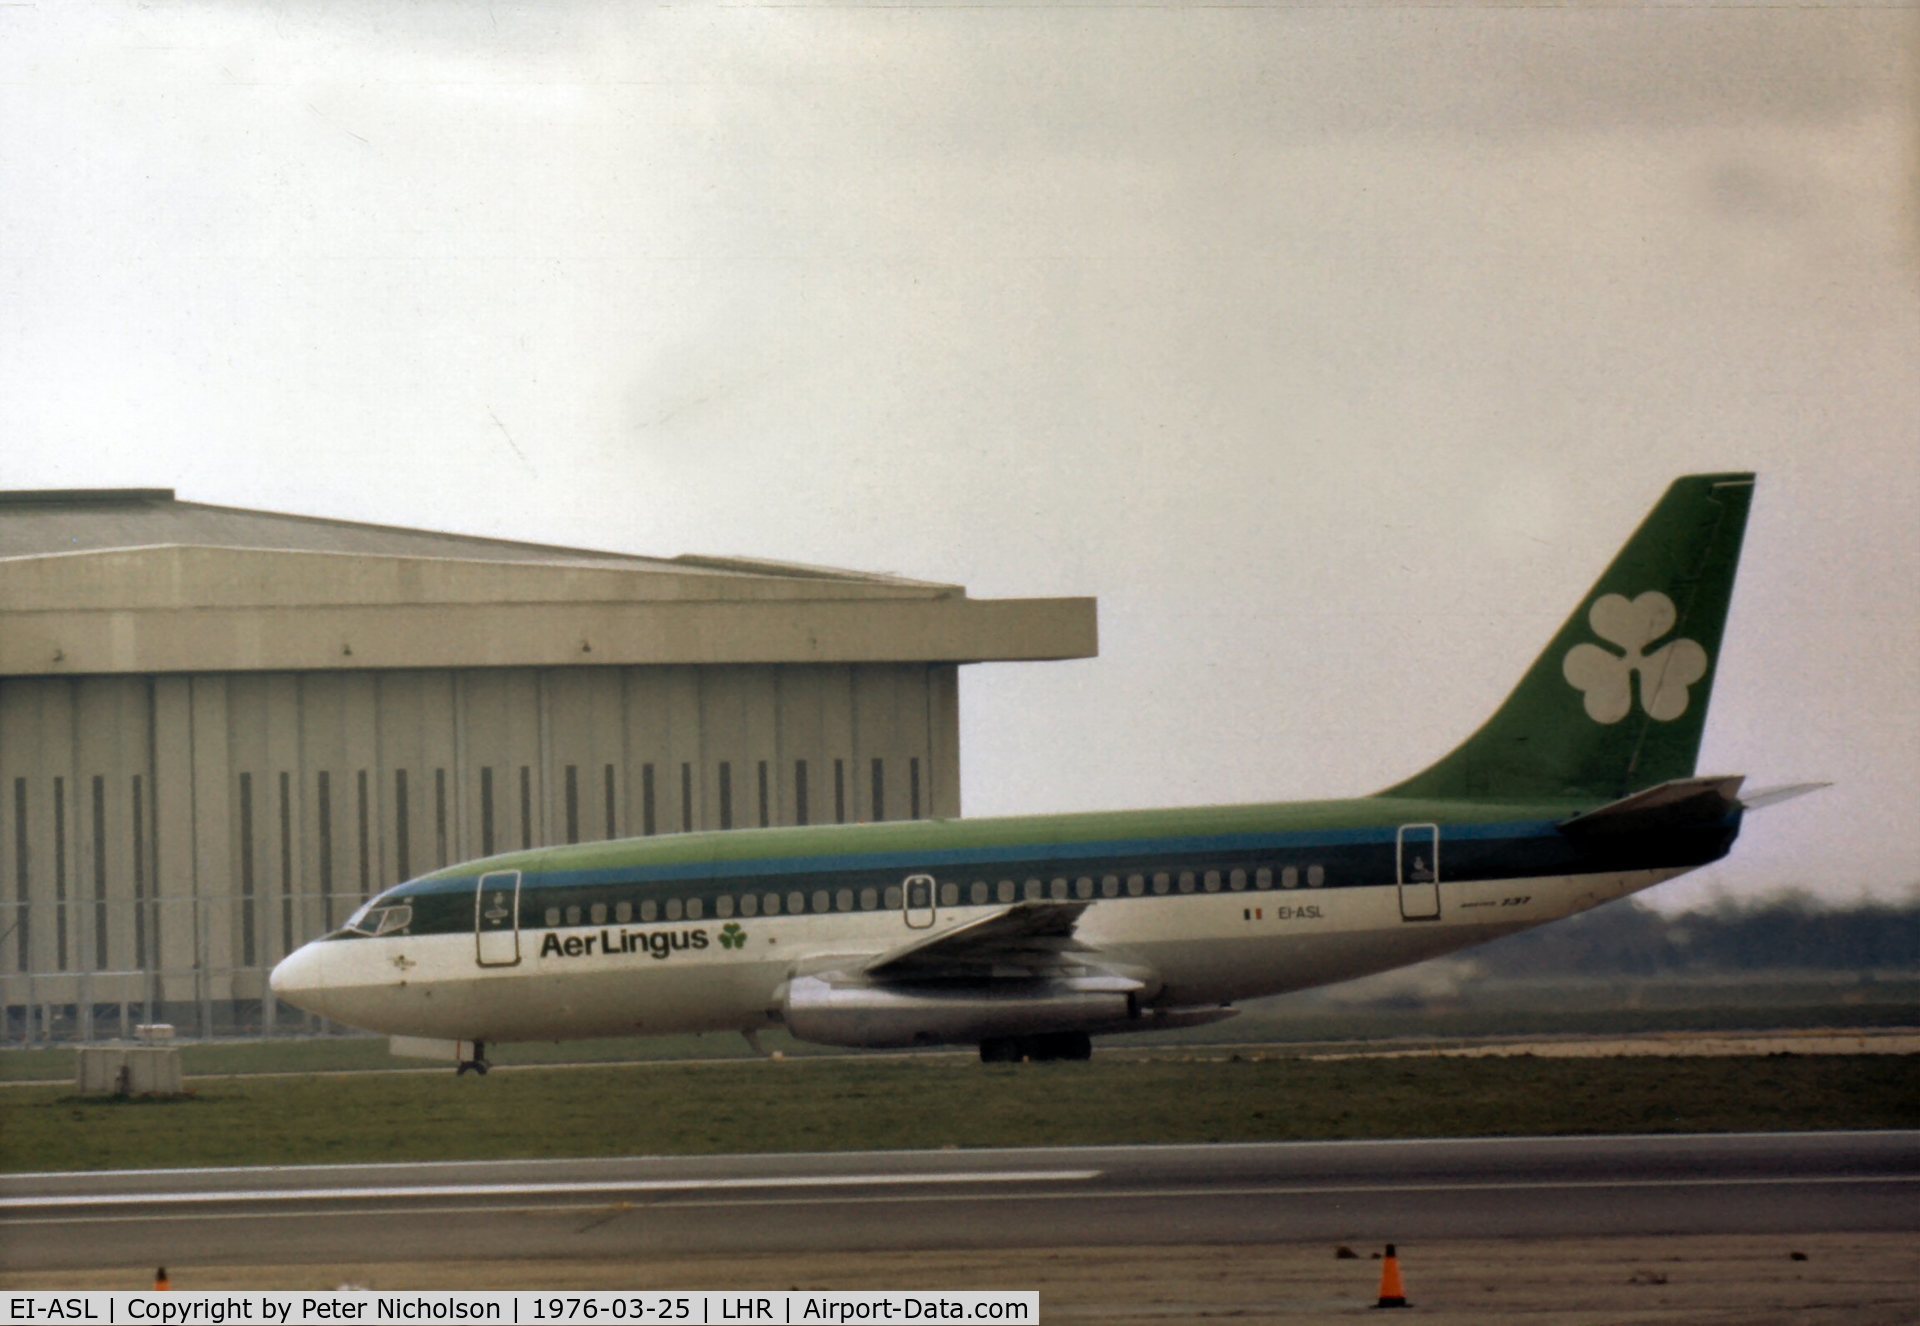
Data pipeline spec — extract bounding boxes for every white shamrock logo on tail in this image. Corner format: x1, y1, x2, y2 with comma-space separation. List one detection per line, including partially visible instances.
1562, 591, 1708, 724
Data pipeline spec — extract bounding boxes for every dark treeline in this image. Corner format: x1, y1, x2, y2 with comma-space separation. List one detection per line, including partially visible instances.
1471, 894, 1920, 977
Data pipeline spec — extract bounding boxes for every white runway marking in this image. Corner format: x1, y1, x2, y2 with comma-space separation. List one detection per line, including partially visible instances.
5, 1126, 1901, 1180
5, 1171, 1912, 1226
0, 1169, 1101, 1211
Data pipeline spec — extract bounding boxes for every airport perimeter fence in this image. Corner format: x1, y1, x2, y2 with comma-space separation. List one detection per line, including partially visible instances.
1, 891, 359, 1045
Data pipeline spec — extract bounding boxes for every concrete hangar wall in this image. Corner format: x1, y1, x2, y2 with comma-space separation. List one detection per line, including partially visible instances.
0, 490, 1096, 1041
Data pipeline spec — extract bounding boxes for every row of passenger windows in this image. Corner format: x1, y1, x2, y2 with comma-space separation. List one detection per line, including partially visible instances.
539, 863, 1329, 928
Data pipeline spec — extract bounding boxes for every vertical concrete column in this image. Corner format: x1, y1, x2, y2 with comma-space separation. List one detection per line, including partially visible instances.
450, 671, 469, 862
18, 680, 78, 993
262, 673, 303, 978
341, 672, 382, 903
296, 673, 345, 938
0, 683, 40, 993
187, 677, 234, 1005
150, 678, 197, 1005
221, 676, 268, 999
534, 669, 554, 847
928, 664, 961, 819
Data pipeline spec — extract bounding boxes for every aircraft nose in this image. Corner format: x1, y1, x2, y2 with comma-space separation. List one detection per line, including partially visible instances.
270, 942, 332, 1017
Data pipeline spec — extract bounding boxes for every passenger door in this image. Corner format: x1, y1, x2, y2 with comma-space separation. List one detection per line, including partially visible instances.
474, 870, 523, 966
902, 873, 936, 929
1396, 824, 1441, 921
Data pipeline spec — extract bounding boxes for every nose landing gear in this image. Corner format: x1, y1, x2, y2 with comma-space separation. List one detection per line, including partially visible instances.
456, 1041, 491, 1075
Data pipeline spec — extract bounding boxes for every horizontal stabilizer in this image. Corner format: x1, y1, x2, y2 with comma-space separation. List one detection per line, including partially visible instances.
1740, 782, 1831, 811
1559, 775, 1745, 840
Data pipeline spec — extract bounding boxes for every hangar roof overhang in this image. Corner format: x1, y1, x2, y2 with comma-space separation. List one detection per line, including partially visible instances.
0, 490, 1096, 676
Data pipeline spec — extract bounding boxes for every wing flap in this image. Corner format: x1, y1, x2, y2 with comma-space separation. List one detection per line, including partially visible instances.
861, 900, 1095, 981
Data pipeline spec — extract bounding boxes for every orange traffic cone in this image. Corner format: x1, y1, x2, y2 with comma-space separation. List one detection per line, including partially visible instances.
1373, 1244, 1409, 1309
154, 1267, 170, 1292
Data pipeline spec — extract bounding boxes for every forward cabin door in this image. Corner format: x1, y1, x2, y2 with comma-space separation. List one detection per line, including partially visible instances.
1396, 824, 1441, 921
474, 870, 523, 966
902, 873, 936, 929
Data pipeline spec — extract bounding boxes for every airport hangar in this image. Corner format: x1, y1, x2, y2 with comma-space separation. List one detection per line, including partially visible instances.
0, 489, 1096, 1041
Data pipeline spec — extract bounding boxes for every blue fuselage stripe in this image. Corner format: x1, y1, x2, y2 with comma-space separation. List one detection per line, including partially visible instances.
523, 820, 1565, 890
357, 813, 1738, 940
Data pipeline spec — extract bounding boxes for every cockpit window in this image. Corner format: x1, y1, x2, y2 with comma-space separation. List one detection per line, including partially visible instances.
342, 899, 413, 937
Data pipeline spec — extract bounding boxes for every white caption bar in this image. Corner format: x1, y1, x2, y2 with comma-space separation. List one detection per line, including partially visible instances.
1, 1290, 1040, 1324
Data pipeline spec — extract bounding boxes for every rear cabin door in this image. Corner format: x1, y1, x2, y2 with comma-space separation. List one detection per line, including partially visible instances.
474, 870, 523, 966
1396, 824, 1441, 921
902, 873, 936, 929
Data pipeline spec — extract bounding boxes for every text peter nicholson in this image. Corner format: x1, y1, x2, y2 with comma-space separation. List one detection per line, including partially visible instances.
6, 1290, 1041, 1325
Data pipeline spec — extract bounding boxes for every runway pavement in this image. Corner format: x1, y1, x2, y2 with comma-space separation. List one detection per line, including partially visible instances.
2, 1131, 1915, 1274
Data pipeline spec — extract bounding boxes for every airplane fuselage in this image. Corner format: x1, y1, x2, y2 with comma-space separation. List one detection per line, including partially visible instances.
273, 794, 1738, 1046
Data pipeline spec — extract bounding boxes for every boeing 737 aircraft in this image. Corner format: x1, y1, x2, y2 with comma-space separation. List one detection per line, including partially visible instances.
272, 473, 1817, 1070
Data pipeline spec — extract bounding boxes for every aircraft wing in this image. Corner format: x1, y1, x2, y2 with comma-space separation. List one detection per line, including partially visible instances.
861, 900, 1096, 981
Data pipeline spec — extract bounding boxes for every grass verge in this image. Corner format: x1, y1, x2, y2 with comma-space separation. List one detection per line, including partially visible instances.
4, 1052, 1915, 1173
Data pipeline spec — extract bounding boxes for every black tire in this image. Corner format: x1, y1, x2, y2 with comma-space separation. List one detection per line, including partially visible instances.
979, 1037, 1020, 1063
1026, 1032, 1093, 1062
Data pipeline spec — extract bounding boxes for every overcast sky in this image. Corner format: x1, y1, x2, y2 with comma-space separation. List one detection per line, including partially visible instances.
3, 2, 1915, 910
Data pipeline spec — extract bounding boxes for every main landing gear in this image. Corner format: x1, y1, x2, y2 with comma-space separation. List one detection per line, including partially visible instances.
979, 1032, 1093, 1063
456, 1041, 492, 1076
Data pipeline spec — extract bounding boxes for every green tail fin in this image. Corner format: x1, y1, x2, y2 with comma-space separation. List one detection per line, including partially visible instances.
1383, 473, 1755, 802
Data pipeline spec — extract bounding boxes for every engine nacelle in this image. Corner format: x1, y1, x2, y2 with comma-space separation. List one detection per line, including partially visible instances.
781, 974, 1136, 1049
